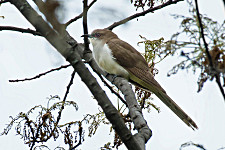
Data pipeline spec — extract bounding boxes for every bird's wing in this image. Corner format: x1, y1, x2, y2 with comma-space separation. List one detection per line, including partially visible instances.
107, 39, 165, 92
107, 39, 198, 130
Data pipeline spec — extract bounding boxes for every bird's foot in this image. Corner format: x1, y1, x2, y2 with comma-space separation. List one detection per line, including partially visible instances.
106, 73, 118, 84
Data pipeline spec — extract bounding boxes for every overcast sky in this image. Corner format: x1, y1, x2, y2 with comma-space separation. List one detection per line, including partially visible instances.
0, 0, 225, 150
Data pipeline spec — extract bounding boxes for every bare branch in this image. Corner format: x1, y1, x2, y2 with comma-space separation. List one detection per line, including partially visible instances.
9, 64, 71, 82
194, 0, 225, 100
71, 122, 83, 149
56, 71, 76, 124
0, 26, 42, 36
82, 0, 90, 52
180, 141, 206, 150
215, 75, 225, 100
30, 69, 75, 149
97, 72, 128, 107
194, 0, 212, 67
106, 0, 184, 30
65, 0, 97, 27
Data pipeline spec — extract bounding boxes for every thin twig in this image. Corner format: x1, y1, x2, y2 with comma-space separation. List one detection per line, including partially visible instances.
0, 26, 42, 36
56, 71, 76, 124
106, 0, 184, 30
194, 0, 213, 67
9, 64, 71, 82
194, 0, 225, 100
98, 73, 128, 107
65, 0, 97, 27
71, 122, 83, 150
82, 0, 90, 52
215, 75, 225, 99
30, 71, 76, 150
87, 60, 128, 106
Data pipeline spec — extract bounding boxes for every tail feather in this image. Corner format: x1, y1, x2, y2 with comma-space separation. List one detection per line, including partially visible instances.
155, 90, 198, 130
129, 73, 198, 130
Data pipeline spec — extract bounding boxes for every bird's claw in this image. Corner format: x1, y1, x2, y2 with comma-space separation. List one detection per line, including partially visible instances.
106, 73, 118, 84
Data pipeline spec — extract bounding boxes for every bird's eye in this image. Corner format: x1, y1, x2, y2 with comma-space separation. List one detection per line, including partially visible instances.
95, 33, 101, 38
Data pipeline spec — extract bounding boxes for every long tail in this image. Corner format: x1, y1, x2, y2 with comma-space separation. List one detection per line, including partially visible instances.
129, 73, 198, 130
154, 89, 198, 130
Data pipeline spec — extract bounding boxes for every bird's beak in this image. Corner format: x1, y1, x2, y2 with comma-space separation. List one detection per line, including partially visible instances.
81, 34, 93, 38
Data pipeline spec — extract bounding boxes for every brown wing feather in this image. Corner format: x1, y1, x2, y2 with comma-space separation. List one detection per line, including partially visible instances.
107, 39, 165, 92
107, 38, 198, 129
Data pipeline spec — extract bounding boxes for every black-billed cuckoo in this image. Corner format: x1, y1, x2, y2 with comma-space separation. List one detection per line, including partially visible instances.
82, 29, 198, 130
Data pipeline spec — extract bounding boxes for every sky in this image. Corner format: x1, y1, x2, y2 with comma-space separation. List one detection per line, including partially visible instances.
0, 0, 225, 150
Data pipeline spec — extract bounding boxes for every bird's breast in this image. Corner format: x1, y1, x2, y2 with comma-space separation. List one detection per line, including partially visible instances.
92, 43, 129, 79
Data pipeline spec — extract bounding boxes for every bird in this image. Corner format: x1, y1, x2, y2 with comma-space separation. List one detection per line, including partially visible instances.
82, 28, 198, 130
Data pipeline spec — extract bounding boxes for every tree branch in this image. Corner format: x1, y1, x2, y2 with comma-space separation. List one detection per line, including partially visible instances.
9, 64, 71, 82
194, 0, 212, 67
194, 0, 225, 100
57, 71, 76, 124
9, 0, 143, 149
215, 75, 225, 100
106, 0, 184, 30
95, 72, 128, 107
0, 26, 42, 36
71, 122, 83, 149
65, 0, 97, 27
82, 0, 90, 52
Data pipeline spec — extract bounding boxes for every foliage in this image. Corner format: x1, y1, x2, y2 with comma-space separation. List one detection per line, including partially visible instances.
130, 0, 166, 10
1, 95, 81, 150
138, 1, 225, 93
0, 94, 131, 149
166, 2, 225, 92
136, 36, 172, 112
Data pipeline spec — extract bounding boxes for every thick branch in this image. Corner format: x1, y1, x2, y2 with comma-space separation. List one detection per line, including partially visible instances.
0, 26, 42, 36
9, 0, 142, 149
107, 0, 184, 30
194, 0, 225, 100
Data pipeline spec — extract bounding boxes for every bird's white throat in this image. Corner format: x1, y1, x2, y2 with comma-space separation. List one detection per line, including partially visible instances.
90, 39, 129, 79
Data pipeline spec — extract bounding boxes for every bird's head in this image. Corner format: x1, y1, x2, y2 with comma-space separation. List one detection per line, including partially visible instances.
81, 29, 118, 46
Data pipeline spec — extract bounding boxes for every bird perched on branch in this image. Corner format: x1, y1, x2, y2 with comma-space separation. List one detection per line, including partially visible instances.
82, 29, 198, 130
